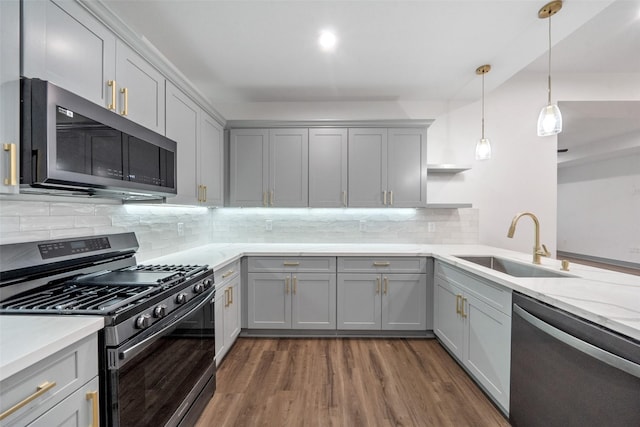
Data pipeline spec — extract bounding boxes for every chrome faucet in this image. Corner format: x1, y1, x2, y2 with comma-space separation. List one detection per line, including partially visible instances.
507, 212, 550, 265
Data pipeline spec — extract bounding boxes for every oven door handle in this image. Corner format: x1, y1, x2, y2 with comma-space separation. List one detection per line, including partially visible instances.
514, 304, 640, 379
119, 289, 214, 364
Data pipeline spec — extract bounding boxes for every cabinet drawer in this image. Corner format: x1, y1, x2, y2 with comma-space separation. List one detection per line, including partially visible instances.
0, 334, 98, 426
435, 261, 511, 315
214, 259, 241, 284
338, 257, 426, 273
248, 257, 336, 273
27, 377, 99, 427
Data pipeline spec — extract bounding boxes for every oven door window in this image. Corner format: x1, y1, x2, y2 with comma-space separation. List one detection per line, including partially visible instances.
113, 297, 215, 426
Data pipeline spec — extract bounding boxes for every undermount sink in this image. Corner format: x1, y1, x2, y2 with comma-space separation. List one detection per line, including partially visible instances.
455, 256, 575, 278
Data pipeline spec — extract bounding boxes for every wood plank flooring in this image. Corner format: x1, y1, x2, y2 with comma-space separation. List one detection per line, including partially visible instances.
196, 338, 510, 427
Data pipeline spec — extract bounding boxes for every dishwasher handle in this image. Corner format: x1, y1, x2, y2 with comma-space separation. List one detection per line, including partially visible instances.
513, 303, 640, 379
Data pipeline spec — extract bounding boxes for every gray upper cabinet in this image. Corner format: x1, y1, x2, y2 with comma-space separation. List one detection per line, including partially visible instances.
229, 129, 269, 206
22, 0, 165, 133
1, 0, 20, 195
309, 128, 348, 207
114, 40, 165, 134
387, 128, 427, 207
199, 112, 224, 206
22, 0, 116, 107
229, 128, 308, 207
348, 128, 388, 207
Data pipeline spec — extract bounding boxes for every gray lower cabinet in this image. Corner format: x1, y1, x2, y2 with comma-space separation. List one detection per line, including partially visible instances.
434, 261, 512, 414
309, 128, 348, 207
229, 128, 308, 207
215, 261, 241, 365
0, 0, 19, 195
247, 272, 337, 330
337, 273, 427, 330
0, 334, 99, 427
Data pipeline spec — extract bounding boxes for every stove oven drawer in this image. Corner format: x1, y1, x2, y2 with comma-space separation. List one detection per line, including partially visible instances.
0, 334, 98, 427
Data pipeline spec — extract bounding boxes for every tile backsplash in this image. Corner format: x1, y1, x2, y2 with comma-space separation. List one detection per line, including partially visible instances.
0, 199, 478, 261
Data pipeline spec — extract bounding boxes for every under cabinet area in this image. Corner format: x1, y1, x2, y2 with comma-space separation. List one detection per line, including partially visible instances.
337, 257, 429, 331
434, 260, 512, 414
247, 257, 337, 330
214, 260, 241, 365
0, 334, 99, 427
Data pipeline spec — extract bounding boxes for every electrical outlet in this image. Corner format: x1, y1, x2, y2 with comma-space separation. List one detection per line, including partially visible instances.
177, 222, 184, 237
630, 247, 640, 254
359, 220, 366, 232
428, 222, 436, 232
265, 220, 273, 231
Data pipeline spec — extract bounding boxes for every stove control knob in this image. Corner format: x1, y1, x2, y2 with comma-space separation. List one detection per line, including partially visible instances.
153, 304, 168, 318
175, 293, 187, 304
135, 314, 152, 329
193, 282, 205, 294
203, 278, 213, 289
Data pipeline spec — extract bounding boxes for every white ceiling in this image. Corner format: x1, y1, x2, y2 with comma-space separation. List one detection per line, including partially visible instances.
101, 0, 640, 110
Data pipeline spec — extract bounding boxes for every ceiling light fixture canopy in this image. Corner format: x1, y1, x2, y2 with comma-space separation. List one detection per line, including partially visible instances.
476, 64, 492, 160
537, 0, 563, 137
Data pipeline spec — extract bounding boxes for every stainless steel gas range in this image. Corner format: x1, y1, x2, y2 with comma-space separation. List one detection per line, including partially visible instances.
0, 233, 216, 427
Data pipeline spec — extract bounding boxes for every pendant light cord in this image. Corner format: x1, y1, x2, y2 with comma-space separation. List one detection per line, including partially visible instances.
481, 72, 485, 139
547, 14, 552, 104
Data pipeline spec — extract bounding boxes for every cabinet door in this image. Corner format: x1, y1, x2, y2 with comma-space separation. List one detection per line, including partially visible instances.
27, 377, 99, 427
165, 81, 199, 204
0, 0, 19, 194
22, 0, 116, 108
463, 293, 511, 412
225, 274, 242, 341
269, 128, 308, 207
115, 40, 165, 134
247, 272, 291, 329
433, 277, 464, 359
348, 128, 388, 207
229, 129, 269, 207
382, 274, 427, 331
309, 128, 348, 207
291, 273, 336, 330
214, 286, 226, 366
387, 128, 427, 207
199, 112, 224, 206
337, 273, 381, 330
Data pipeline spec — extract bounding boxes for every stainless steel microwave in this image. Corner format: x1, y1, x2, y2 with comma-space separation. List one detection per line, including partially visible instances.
20, 78, 177, 200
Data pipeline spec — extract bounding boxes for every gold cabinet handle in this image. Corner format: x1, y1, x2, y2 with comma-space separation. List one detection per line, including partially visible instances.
283, 261, 300, 266
373, 261, 390, 267
376, 277, 380, 295
0, 381, 57, 420
3, 143, 17, 186
229, 286, 233, 305
197, 184, 203, 202
270, 190, 274, 206
224, 288, 230, 307
120, 87, 128, 116
383, 276, 388, 295
263, 191, 267, 207
293, 276, 297, 295
222, 270, 234, 279
342, 190, 347, 207
107, 80, 116, 110
203, 185, 207, 202
383, 190, 387, 205
455, 294, 462, 314
461, 297, 468, 318
389, 190, 393, 206
86, 390, 99, 427
285, 276, 290, 294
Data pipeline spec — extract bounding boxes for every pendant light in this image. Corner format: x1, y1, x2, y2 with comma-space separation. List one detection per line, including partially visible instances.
475, 64, 492, 160
537, 0, 563, 136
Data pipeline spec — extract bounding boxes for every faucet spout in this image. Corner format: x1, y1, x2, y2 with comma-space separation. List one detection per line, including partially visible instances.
507, 212, 549, 264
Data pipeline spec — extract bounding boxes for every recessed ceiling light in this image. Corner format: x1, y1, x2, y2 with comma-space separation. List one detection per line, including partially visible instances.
318, 30, 337, 51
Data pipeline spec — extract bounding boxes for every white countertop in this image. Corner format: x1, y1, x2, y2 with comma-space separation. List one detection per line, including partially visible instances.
0, 316, 104, 381
148, 243, 640, 341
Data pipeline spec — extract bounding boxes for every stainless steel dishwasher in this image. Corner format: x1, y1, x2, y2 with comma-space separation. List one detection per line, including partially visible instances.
510, 292, 640, 427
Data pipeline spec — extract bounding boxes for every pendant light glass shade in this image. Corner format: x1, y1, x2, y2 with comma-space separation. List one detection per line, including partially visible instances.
537, 1, 563, 137
475, 64, 491, 160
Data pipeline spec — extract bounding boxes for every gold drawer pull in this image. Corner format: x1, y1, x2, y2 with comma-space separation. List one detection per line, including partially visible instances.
222, 270, 235, 279
86, 390, 99, 427
383, 190, 387, 205
373, 261, 390, 267
461, 297, 468, 318
283, 261, 300, 266
455, 295, 462, 314
224, 288, 230, 307
263, 191, 267, 207
0, 381, 57, 420
229, 287, 233, 304
376, 277, 380, 295
120, 87, 129, 116
383, 276, 388, 295
389, 190, 394, 206
342, 190, 347, 207
3, 143, 17, 186
107, 80, 116, 110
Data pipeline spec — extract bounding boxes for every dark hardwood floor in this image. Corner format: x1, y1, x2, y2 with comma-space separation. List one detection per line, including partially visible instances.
196, 338, 511, 426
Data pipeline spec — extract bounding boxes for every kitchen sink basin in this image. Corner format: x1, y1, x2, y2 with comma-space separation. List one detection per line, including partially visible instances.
454, 256, 574, 278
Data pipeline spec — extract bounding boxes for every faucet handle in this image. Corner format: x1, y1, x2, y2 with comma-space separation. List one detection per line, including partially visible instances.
539, 244, 551, 257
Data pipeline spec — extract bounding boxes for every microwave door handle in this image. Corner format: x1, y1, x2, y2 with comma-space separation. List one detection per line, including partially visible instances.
118, 290, 214, 365
514, 304, 640, 379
